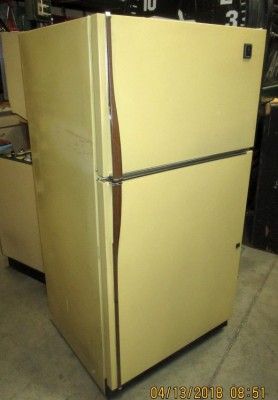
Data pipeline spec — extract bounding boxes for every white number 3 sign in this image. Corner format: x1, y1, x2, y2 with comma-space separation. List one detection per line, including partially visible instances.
225, 9, 239, 26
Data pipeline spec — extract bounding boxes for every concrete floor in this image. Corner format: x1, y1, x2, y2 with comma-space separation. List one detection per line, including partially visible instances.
0, 246, 277, 400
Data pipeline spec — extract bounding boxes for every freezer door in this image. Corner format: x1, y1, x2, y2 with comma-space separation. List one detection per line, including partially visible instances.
116, 152, 252, 385
102, 15, 265, 174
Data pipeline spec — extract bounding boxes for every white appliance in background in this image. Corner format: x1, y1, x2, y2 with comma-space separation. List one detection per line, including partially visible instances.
0, 156, 44, 272
0, 33, 43, 273
1, 32, 26, 120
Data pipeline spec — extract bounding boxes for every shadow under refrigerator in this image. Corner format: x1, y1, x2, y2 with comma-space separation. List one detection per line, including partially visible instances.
19, 14, 266, 392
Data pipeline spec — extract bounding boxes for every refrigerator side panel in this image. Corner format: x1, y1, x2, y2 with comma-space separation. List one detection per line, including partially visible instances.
19, 18, 107, 390
110, 16, 265, 173
117, 152, 252, 384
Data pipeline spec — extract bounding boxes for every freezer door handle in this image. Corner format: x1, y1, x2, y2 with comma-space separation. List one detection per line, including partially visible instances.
106, 13, 122, 181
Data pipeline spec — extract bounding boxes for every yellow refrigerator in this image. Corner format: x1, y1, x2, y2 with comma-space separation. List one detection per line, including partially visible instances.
19, 14, 266, 393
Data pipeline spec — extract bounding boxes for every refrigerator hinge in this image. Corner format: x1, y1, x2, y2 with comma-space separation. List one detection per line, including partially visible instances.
97, 176, 122, 186
97, 176, 112, 183
111, 180, 122, 187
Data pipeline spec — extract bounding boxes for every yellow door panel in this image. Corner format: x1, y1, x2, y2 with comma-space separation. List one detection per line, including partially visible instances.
110, 16, 265, 173
1, 32, 27, 119
0, 159, 43, 271
118, 152, 252, 384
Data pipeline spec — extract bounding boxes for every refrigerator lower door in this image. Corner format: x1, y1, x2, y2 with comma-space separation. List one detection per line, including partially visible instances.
116, 152, 252, 385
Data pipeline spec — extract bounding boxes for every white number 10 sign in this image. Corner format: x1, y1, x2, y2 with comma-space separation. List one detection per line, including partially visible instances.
143, 0, 157, 12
